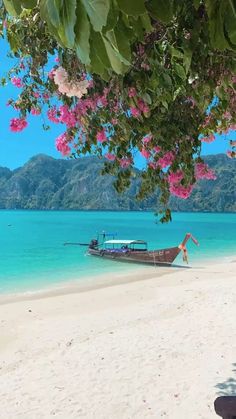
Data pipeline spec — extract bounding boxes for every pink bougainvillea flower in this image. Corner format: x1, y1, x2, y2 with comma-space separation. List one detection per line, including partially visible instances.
32, 92, 40, 98
43, 93, 50, 100
202, 116, 212, 128
130, 107, 141, 118
31, 108, 41, 116
141, 62, 150, 71
195, 163, 216, 180
47, 107, 60, 123
128, 87, 137, 98
97, 95, 108, 107
223, 111, 232, 120
168, 170, 184, 185
137, 99, 149, 114
48, 69, 56, 80
119, 158, 132, 168
59, 105, 77, 128
10, 117, 28, 132
148, 161, 159, 170
153, 146, 161, 153
53, 66, 89, 98
140, 148, 151, 159
96, 129, 107, 143
142, 134, 152, 144
169, 183, 194, 199
200, 134, 215, 143
55, 133, 71, 156
158, 151, 175, 169
54, 67, 67, 85
11, 77, 23, 88
104, 153, 116, 161
137, 99, 144, 110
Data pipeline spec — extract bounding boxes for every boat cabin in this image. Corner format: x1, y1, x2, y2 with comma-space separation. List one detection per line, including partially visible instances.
104, 240, 147, 253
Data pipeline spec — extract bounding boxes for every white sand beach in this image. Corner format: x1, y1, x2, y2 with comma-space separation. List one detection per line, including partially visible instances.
0, 259, 236, 419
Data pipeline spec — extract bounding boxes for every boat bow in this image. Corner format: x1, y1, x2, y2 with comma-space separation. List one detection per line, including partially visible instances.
178, 233, 199, 263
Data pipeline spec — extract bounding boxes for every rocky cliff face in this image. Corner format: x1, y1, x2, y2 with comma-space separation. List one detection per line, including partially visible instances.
0, 154, 235, 212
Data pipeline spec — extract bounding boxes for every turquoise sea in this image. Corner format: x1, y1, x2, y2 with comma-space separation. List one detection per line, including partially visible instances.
0, 210, 235, 294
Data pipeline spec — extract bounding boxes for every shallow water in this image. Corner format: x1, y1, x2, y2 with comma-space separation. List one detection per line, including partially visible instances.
0, 210, 235, 293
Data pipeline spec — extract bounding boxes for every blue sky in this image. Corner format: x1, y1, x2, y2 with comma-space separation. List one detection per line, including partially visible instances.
0, 39, 235, 170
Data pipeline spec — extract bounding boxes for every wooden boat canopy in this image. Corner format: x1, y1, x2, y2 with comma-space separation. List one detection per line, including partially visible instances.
104, 240, 147, 245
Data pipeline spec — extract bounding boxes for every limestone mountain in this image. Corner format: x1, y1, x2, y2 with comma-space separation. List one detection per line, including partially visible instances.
0, 154, 235, 212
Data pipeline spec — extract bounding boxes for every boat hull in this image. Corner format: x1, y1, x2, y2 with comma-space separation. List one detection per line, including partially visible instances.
88, 246, 181, 266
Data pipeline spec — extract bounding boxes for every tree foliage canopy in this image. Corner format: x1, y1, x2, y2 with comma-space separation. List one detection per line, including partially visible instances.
0, 0, 235, 221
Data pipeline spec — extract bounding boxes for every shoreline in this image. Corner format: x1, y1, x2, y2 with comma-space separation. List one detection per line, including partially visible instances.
0, 264, 183, 305
0, 253, 235, 304
0, 257, 235, 418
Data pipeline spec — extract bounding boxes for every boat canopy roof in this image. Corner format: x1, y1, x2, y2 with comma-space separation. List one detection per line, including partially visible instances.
104, 239, 147, 245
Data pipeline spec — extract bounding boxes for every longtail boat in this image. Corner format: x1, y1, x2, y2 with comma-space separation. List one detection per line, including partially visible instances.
87, 233, 199, 266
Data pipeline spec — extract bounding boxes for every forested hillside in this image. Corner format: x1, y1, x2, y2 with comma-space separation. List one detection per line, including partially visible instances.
0, 154, 235, 212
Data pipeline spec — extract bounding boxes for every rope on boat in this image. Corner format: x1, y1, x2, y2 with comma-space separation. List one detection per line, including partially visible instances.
152, 251, 157, 266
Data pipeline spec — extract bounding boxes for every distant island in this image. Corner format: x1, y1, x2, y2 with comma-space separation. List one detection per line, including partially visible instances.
0, 154, 235, 212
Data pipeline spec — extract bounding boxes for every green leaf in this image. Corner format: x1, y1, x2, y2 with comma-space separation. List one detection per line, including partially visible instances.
90, 29, 110, 78
174, 62, 186, 80
169, 46, 184, 60
105, 19, 131, 65
160, 72, 172, 87
229, 0, 236, 18
21, 0, 37, 9
103, 0, 119, 32
147, 0, 173, 24
116, 0, 146, 16
182, 48, 192, 73
3, 0, 22, 16
7, 30, 20, 51
40, 0, 61, 29
142, 93, 152, 104
129, 15, 145, 41
75, 0, 91, 65
81, 0, 110, 32
58, 0, 77, 48
102, 35, 126, 74
46, 17, 66, 47
224, 5, 236, 46
206, 0, 230, 50
140, 12, 153, 33
193, 0, 200, 9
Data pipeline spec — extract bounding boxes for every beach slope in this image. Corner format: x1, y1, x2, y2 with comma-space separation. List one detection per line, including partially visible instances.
0, 261, 236, 418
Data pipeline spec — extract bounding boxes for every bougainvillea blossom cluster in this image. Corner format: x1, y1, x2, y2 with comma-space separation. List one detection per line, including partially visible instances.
195, 163, 217, 180
55, 133, 71, 156
11, 77, 23, 88
10, 117, 28, 132
53, 67, 90, 98
169, 183, 194, 199
2, 0, 236, 223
